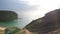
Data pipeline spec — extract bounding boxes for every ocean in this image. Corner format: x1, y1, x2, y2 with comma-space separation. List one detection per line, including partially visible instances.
0, 16, 32, 29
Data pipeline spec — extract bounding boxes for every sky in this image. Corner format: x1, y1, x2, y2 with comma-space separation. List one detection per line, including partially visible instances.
0, 0, 60, 20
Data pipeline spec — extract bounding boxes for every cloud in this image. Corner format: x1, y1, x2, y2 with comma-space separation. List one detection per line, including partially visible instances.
0, 0, 38, 12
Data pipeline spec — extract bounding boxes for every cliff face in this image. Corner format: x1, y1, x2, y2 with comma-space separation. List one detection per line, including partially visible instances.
0, 10, 18, 22
25, 9, 60, 34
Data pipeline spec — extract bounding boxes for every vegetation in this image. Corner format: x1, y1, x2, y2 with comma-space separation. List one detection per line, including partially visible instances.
0, 10, 18, 22
6, 27, 20, 34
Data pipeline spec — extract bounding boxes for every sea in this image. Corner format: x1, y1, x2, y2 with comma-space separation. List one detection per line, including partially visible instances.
0, 16, 33, 29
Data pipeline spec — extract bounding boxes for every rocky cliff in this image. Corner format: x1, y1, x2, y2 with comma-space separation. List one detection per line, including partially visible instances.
0, 10, 18, 22
25, 9, 60, 34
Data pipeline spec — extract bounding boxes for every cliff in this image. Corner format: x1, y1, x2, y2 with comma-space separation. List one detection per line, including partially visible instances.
25, 9, 60, 34
0, 10, 18, 22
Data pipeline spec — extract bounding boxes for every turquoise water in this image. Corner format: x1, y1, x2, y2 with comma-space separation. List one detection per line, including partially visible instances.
0, 14, 39, 29
0, 17, 32, 29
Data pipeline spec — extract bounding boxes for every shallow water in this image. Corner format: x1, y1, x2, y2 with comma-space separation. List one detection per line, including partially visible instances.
0, 17, 32, 29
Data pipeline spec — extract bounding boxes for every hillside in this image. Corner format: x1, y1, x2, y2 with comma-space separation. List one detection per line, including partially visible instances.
0, 10, 18, 22
25, 9, 60, 34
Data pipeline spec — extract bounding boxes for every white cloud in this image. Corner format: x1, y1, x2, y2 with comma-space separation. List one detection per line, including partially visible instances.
19, 0, 60, 20
1, 0, 59, 20
20, 0, 60, 10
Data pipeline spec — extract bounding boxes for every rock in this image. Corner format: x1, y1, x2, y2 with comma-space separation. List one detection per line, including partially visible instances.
25, 9, 60, 34
0, 27, 7, 34
0, 10, 18, 22
6, 27, 20, 34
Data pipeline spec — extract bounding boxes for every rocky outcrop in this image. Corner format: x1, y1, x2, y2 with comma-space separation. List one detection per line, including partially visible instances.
47, 29, 60, 34
25, 9, 60, 34
0, 10, 18, 22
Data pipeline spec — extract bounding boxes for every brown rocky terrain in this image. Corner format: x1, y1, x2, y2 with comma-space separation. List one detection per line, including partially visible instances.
25, 9, 60, 34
